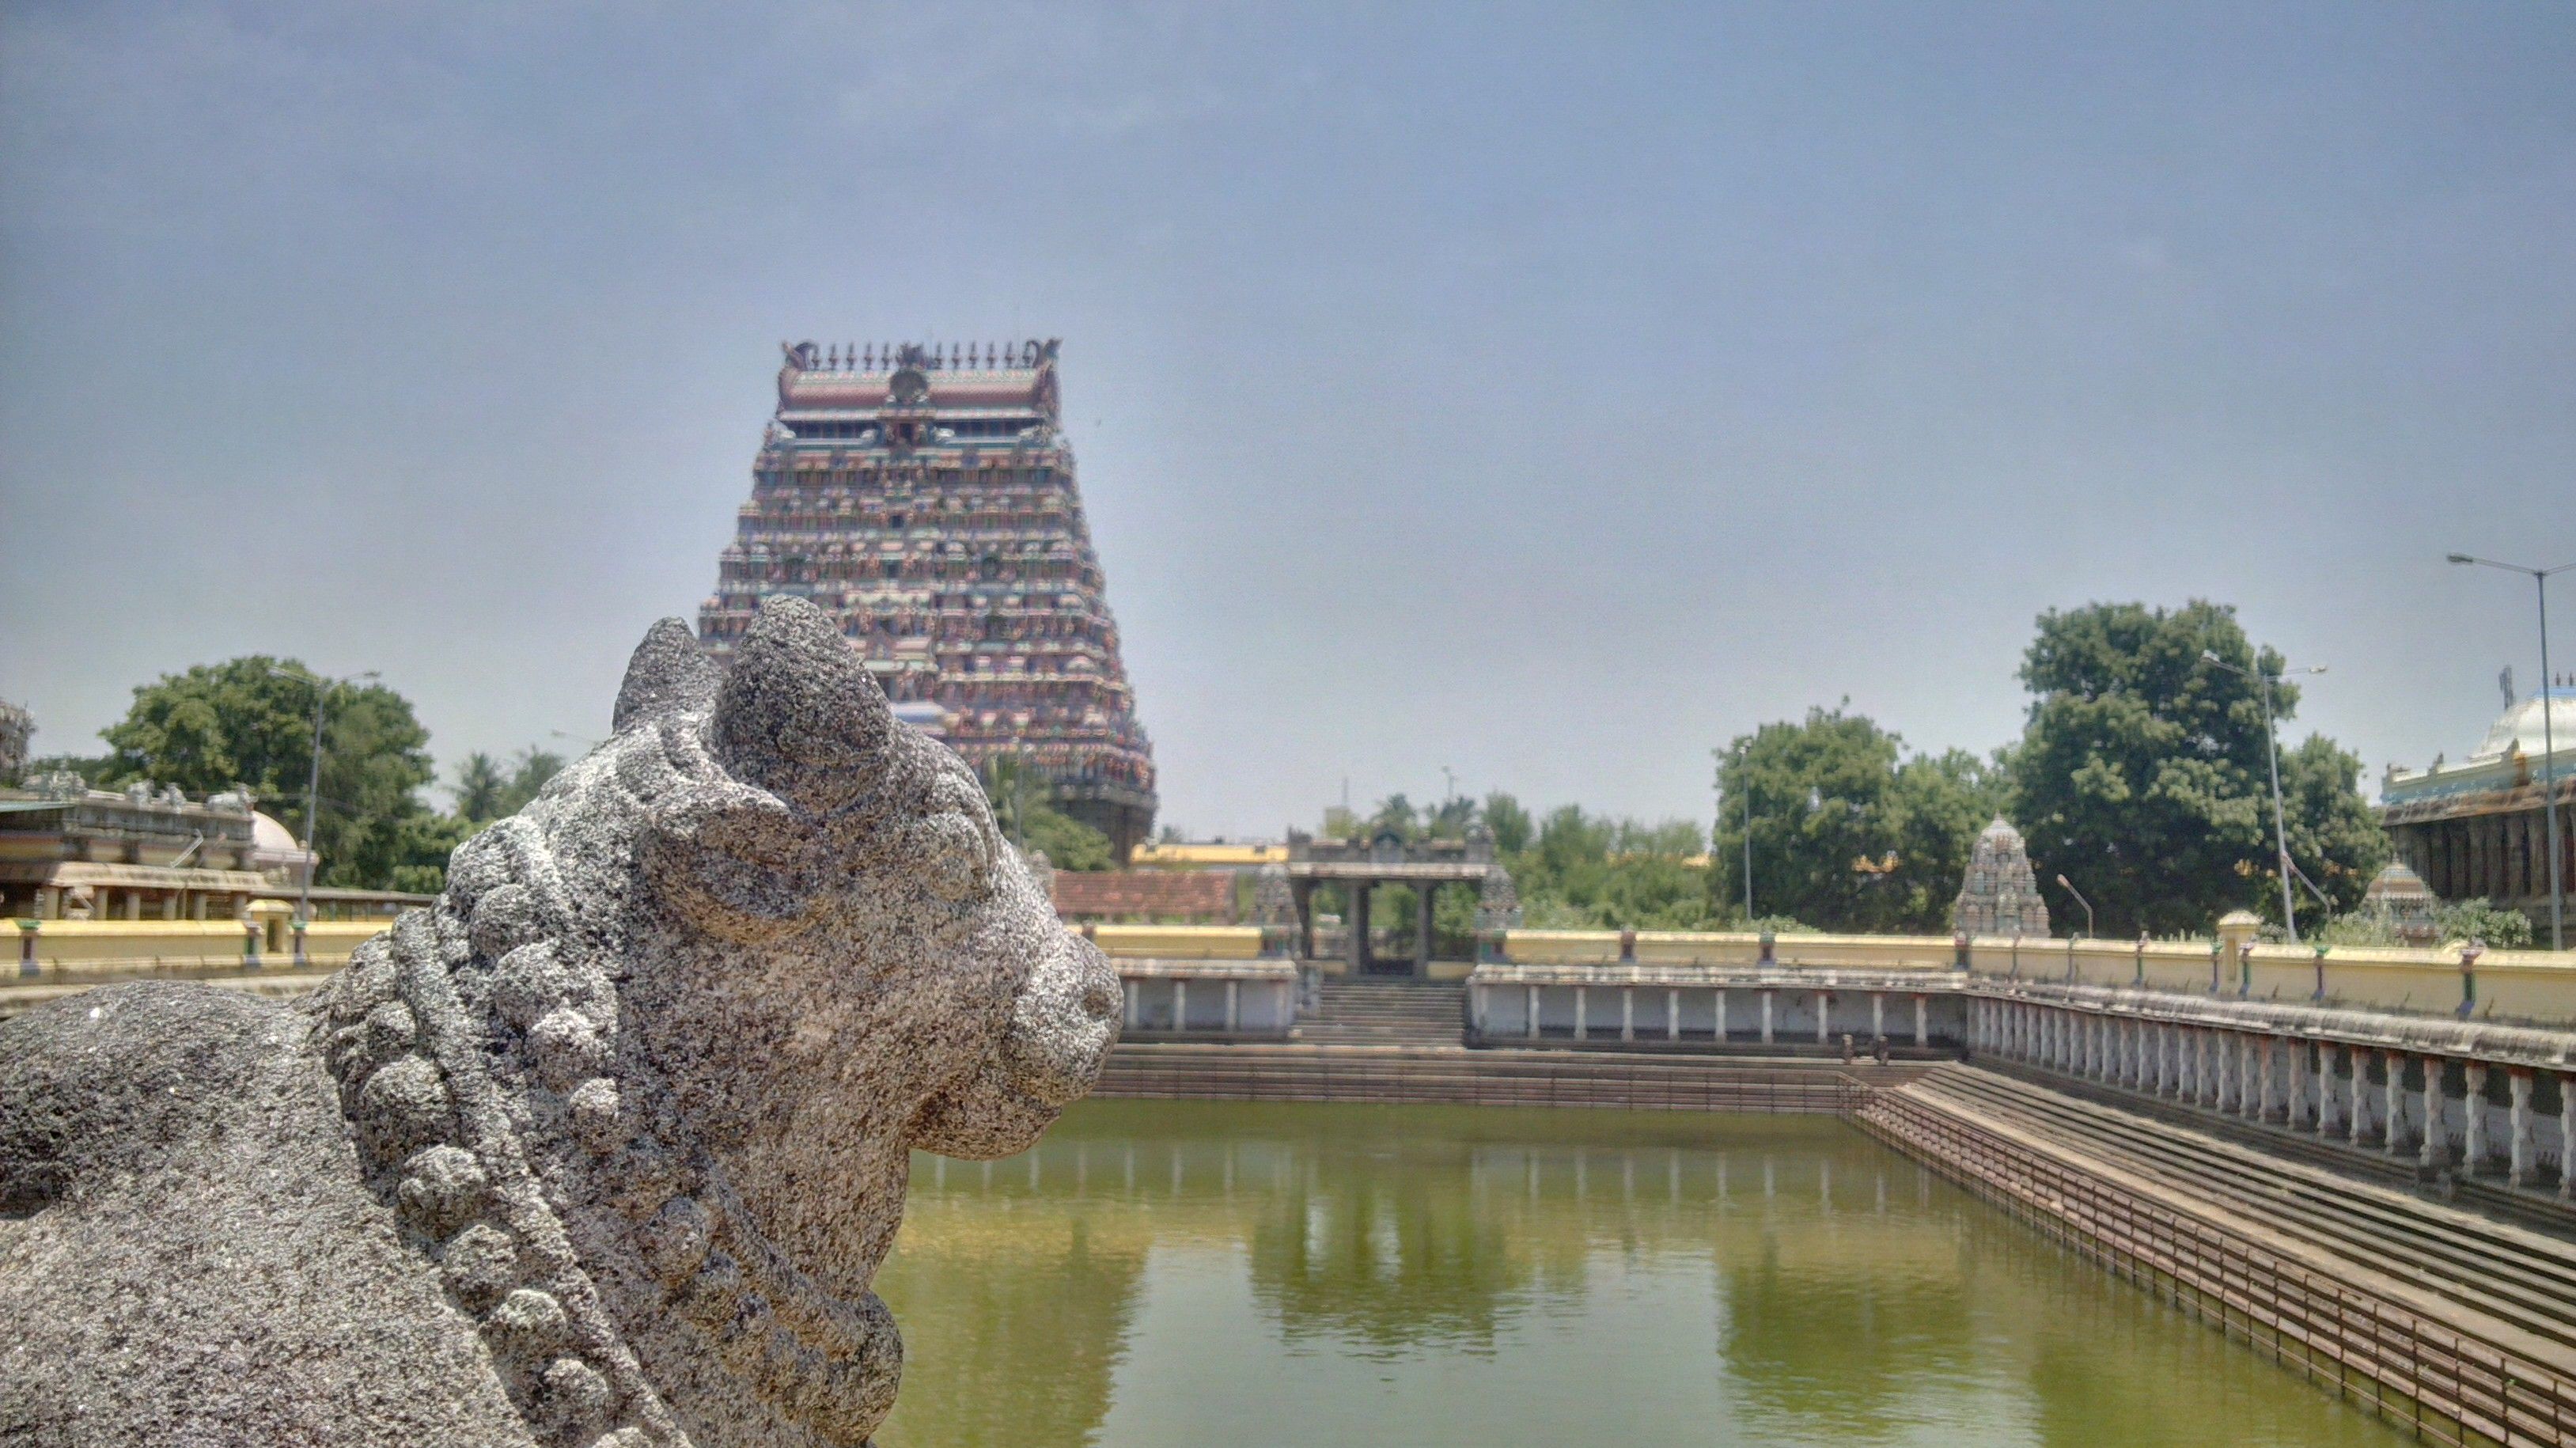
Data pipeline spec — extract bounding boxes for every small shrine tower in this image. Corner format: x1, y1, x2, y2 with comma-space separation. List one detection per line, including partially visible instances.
1952, 817, 2052, 938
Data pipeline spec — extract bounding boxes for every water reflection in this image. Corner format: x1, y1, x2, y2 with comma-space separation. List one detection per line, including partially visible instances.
873, 1102, 2397, 1447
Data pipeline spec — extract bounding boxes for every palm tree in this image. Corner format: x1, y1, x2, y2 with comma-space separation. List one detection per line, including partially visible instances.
502, 748, 566, 814
453, 752, 507, 822
978, 754, 1046, 848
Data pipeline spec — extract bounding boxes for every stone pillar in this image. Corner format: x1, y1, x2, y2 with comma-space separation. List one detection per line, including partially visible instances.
1347, 881, 1370, 975
1225, 980, 1241, 1034
2198, 1029, 2217, 1108
1293, 879, 1316, 958
1172, 980, 1188, 1033
1574, 985, 1589, 1041
2560, 1075, 2575, 1203
2288, 1038, 2310, 1129
1870, 992, 1885, 1043
2214, 1031, 2236, 1113
1415, 881, 1436, 972
1761, 991, 1775, 1045
1913, 995, 1928, 1048
1619, 986, 1635, 1043
1666, 987, 1680, 1042
1527, 984, 1540, 1041
2463, 1061, 2489, 1174
1816, 992, 1831, 1046
2317, 1044, 2343, 1138
2349, 1052, 2372, 1147
1123, 978, 1139, 1031
1714, 987, 1729, 1042
2420, 1056, 2448, 1170
2255, 1035, 2276, 1122
2508, 1070, 2536, 1188
2384, 1050, 2409, 1156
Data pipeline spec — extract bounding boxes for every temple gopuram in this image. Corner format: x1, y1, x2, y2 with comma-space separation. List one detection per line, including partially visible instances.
698, 339, 1157, 859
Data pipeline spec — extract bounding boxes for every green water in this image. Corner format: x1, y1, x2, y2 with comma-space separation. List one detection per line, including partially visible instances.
873, 1101, 2398, 1447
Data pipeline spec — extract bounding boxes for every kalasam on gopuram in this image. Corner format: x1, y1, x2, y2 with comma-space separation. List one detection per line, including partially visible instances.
0, 596, 1122, 1448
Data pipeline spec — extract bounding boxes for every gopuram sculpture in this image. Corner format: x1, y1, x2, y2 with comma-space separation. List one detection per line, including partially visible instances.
0, 597, 1122, 1448
1951, 816, 2052, 938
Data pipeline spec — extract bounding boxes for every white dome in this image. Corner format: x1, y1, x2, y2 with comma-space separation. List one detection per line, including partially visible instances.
250, 811, 304, 854
2471, 688, 2576, 763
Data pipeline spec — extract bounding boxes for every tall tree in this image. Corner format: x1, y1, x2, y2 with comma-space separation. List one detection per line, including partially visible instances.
2008, 600, 2386, 935
453, 752, 509, 823
1710, 705, 1999, 931
1480, 792, 1534, 855
98, 657, 442, 889
501, 747, 566, 815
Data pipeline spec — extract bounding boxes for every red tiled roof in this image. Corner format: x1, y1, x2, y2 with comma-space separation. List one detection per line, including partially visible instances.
1051, 870, 1233, 922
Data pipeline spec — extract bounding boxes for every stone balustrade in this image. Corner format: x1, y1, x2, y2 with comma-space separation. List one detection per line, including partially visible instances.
1494, 927, 2576, 1029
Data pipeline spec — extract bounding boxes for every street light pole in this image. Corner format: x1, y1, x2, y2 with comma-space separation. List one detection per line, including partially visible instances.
299, 684, 325, 932
1742, 751, 1756, 923
2449, 555, 2570, 952
268, 665, 378, 935
2055, 874, 2095, 939
2203, 650, 2326, 943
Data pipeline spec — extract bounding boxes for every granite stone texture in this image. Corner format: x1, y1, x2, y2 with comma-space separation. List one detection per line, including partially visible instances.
0, 597, 1122, 1447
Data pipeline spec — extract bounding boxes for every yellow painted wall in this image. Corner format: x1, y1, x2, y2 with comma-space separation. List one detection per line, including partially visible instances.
13, 916, 383, 980
1127, 843, 1288, 868
1088, 924, 1263, 959
1499, 927, 2576, 1025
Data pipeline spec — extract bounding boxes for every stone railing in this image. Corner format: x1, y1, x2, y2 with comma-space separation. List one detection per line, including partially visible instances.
1494, 928, 2576, 1030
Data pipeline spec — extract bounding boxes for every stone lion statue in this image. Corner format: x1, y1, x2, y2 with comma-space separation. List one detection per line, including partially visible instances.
0, 598, 1122, 1447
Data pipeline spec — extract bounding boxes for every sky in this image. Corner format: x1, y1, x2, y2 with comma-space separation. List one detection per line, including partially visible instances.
3, 2, 2571, 840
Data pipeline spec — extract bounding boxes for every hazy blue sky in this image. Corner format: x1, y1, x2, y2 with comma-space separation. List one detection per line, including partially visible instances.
4, 2, 2570, 837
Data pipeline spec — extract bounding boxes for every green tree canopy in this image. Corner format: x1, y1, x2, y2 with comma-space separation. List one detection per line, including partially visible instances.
2007, 600, 2387, 935
1480, 792, 1533, 855
1710, 705, 2002, 932
452, 746, 569, 824
97, 657, 454, 891
1510, 804, 1714, 930
452, 752, 510, 822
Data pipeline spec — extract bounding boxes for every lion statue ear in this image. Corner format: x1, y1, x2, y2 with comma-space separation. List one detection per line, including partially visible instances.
709, 596, 897, 812
614, 619, 719, 733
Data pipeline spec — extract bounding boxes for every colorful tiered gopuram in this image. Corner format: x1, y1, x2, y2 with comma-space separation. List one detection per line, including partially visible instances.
699, 339, 1157, 859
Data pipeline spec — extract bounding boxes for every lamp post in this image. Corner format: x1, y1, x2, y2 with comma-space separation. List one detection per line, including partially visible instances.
2202, 650, 2326, 943
1714, 745, 1754, 923
2448, 554, 2569, 952
2055, 874, 2095, 939
267, 665, 378, 937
